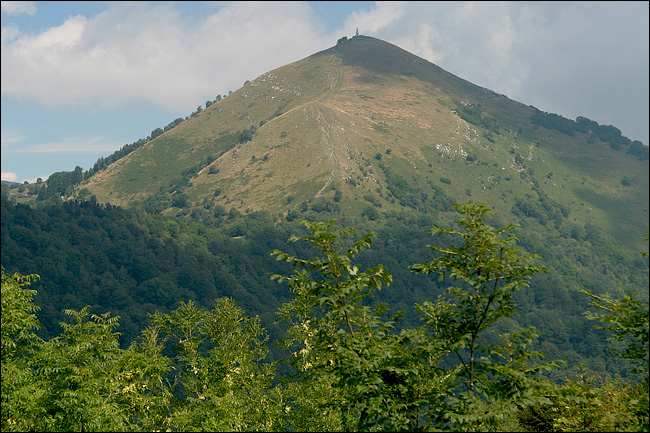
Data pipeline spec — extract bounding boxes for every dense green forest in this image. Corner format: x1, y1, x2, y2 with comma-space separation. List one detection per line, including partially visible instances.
2, 202, 648, 431
1, 194, 648, 374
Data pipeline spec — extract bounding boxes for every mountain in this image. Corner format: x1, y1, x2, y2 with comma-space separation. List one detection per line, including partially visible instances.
79, 35, 647, 249
3, 36, 648, 376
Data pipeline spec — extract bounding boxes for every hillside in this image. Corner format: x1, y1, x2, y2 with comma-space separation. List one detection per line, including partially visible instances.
2, 32, 649, 433
79, 35, 648, 250
3, 35, 647, 380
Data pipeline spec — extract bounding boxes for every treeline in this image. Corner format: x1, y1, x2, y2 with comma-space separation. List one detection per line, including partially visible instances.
19, 123, 258, 211
85, 116, 187, 180
531, 110, 648, 160
3, 92, 238, 206
86, 92, 232, 179
2, 203, 648, 431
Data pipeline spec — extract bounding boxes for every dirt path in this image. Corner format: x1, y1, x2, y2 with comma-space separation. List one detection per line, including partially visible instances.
314, 56, 342, 198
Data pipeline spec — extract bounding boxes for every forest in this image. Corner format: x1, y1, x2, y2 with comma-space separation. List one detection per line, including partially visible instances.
2, 201, 648, 432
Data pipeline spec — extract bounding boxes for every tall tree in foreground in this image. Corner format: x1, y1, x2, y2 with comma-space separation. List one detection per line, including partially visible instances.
411, 202, 558, 430
1, 267, 41, 431
570, 233, 649, 432
271, 220, 438, 431
1, 264, 283, 432
522, 236, 649, 432
30, 308, 126, 432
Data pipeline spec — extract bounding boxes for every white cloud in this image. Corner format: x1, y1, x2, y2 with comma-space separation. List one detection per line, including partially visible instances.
1, 173, 48, 184
1, 172, 18, 182
1, 1, 36, 16
1, 130, 25, 149
2, 129, 123, 155
1, 23, 20, 44
1, 1, 333, 113
343, 1, 405, 35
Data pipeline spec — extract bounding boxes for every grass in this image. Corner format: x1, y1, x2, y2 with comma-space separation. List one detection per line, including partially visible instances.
79, 35, 648, 253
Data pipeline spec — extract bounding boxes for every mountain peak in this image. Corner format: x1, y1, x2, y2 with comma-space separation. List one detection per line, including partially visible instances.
79, 35, 648, 248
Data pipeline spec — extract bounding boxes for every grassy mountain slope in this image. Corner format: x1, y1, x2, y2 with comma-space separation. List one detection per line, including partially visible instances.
80, 35, 648, 251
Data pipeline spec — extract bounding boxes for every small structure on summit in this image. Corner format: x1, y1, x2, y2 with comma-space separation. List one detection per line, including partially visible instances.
338, 29, 360, 45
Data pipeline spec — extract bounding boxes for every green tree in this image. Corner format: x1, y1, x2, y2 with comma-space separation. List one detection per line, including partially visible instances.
362, 205, 379, 221
1, 267, 40, 361
272, 220, 443, 431
1, 267, 41, 431
150, 298, 284, 431
172, 192, 190, 208
411, 202, 557, 429
582, 289, 649, 379
521, 365, 647, 432
112, 324, 174, 431
0, 183, 9, 200
572, 235, 650, 431
2, 276, 283, 431
30, 307, 126, 432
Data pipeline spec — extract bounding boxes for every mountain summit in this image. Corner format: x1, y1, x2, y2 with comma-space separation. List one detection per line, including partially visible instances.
80, 35, 648, 247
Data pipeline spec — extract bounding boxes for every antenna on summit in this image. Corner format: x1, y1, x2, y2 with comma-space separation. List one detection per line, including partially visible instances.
355, 28, 359, 37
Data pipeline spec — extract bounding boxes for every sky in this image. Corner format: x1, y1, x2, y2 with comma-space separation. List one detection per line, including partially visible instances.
2, 1, 648, 183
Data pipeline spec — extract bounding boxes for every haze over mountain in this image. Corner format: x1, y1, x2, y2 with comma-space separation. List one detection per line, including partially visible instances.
79, 35, 648, 250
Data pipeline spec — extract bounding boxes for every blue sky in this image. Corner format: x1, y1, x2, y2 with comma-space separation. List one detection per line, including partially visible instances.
2, 1, 648, 183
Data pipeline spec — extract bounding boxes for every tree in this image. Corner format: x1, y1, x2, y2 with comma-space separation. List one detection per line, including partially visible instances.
532, 244, 649, 433
411, 202, 556, 429
583, 289, 649, 379
583, 235, 649, 380
573, 235, 650, 431
271, 220, 435, 431
0, 183, 9, 200
1, 267, 40, 361
627, 141, 650, 160
1, 272, 283, 431
149, 298, 283, 431
1, 268, 41, 431
150, 127, 164, 139
172, 192, 190, 208
362, 205, 379, 221
112, 324, 173, 431
191, 105, 203, 117
31, 307, 127, 431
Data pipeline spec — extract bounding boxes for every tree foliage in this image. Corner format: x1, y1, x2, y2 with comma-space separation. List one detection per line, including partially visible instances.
411, 202, 550, 392
1, 205, 648, 432
271, 220, 427, 431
